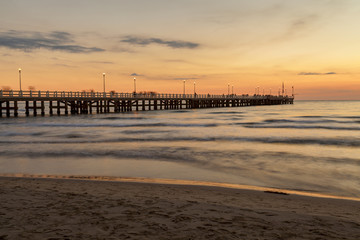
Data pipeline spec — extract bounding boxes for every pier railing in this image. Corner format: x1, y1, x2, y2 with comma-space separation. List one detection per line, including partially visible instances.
0, 90, 292, 100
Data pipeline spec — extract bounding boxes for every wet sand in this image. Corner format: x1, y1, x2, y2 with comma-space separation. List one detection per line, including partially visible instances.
1, 176, 360, 240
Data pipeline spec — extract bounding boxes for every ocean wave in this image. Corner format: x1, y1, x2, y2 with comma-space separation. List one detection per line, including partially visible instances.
242, 125, 360, 131
300, 115, 360, 120
121, 129, 173, 134
1, 136, 359, 147
299, 115, 327, 118
208, 111, 244, 115
0, 147, 358, 168
63, 133, 87, 139
0, 131, 45, 137
337, 116, 360, 119
263, 118, 359, 124
1, 146, 358, 198
173, 110, 192, 113
24, 122, 219, 128
101, 116, 147, 120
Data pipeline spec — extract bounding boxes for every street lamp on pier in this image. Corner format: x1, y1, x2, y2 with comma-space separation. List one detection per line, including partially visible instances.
183, 80, 186, 95
18, 68, 22, 91
193, 82, 196, 95
232, 85, 234, 95
134, 77, 136, 93
102, 73, 106, 92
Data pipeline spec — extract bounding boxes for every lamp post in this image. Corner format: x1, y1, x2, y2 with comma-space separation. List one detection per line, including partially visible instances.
18, 68, 22, 91
232, 85, 234, 95
183, 80, 186, 95
102, 73, 106, 92
134, 77, 136, 93
193, 82, 196, 95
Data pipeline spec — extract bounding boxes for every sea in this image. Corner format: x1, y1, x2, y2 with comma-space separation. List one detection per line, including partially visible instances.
0, 100, 359, 199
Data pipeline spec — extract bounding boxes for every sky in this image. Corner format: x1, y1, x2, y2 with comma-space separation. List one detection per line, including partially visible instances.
1, 0, 360, 100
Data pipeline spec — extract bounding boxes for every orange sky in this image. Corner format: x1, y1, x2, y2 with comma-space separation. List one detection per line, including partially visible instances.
1, 0, 360, 100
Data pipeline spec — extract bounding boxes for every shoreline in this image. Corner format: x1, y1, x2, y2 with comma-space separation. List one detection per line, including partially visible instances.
1, 173, 359, 202
1, 175, 360, 239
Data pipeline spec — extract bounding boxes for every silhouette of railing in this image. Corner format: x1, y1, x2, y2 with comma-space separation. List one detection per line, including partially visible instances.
0, 90, 293, 100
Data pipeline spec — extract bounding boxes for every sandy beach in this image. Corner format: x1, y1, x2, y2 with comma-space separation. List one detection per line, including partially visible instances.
1, 176, 360, 240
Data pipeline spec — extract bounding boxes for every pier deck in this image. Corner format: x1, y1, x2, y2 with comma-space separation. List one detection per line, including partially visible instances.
0, 90, 294, 117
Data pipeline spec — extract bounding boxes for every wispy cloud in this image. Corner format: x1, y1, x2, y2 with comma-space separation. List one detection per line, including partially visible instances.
0, 30, 105, 53
87, 61, 114, 64
130, 73, 143, 76
121, 36, 199, 49
173, 77, 200, 80
53, 63, 77, 68
298, 72, 336, 75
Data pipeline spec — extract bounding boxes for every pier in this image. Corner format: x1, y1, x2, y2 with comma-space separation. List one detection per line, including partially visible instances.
0, 90, 294, 117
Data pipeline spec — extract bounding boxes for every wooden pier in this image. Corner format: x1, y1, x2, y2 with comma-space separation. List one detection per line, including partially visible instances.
0, 90, 294, 117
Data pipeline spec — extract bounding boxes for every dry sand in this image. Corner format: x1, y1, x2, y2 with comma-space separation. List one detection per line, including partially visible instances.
1, 176, 360, 240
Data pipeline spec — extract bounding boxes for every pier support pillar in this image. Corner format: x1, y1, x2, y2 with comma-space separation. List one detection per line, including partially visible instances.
25, 101, 30, 116
57, 101, 61, 115
89, 101, 92, 114
14, 101, 18, 117
49, 101, 53, 115
65, 101, 69, 115
41, 101, 45, 116
33, 101, 37, 116
6, 101, 10, 117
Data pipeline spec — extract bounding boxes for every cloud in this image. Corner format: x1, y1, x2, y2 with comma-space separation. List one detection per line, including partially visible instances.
173, 77, 199, 80
54, 63, 77, 68
130, 73, 143, 76
0, 30, 105, 53
121, 36, 199, 49
290, 14, 319, 31
298, 72, 337, 75
298, 72, 321, 75
87, 61, 114, 64
163, 59, 189, 63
